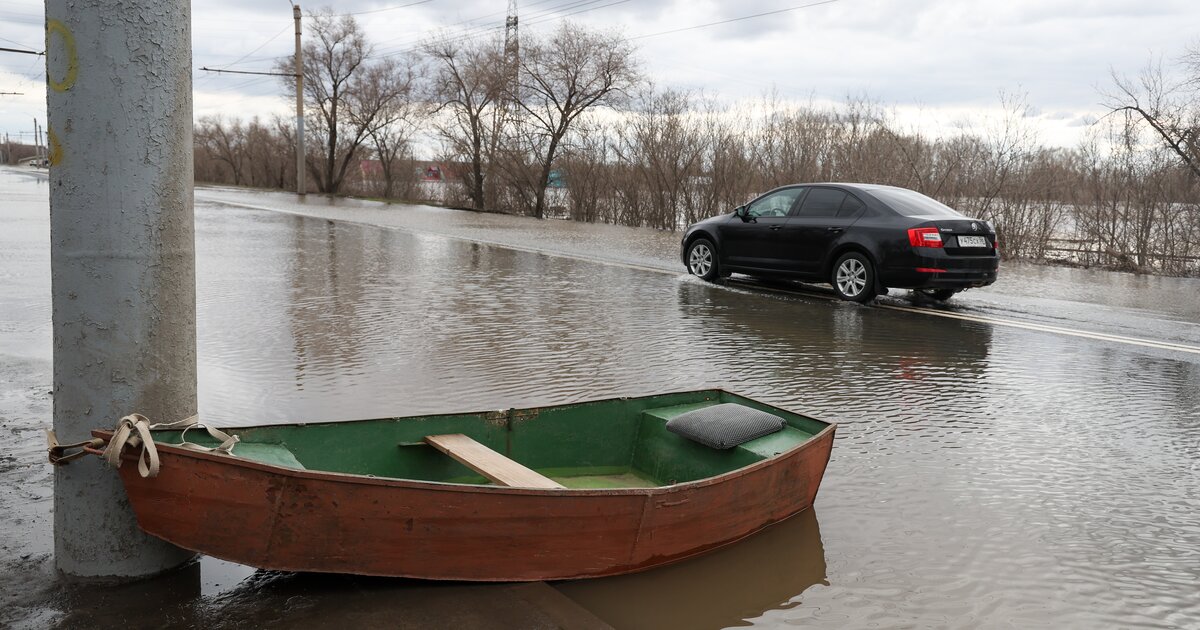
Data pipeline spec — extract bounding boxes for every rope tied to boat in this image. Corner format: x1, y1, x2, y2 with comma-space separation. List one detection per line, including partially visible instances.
102, 413, 240, 478
46, 431, 106, 466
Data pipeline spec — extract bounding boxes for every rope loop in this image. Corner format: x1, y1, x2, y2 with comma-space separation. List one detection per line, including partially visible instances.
101, 414, 239, 478
46, 430, 106, 466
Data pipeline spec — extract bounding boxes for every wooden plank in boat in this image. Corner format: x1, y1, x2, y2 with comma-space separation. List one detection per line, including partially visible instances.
424, 433, 565, 489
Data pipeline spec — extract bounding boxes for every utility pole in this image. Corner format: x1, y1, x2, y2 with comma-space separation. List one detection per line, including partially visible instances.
294, 4, 306, 195
201, 6, 304, 194
33, 118, 41, 165
47, 0, 197, 578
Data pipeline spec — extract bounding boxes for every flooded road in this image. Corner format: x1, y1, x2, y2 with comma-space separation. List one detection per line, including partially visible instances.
3, 169, 1200, 628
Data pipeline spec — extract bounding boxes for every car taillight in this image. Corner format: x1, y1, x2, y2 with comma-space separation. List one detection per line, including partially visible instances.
907, 227, 944, 248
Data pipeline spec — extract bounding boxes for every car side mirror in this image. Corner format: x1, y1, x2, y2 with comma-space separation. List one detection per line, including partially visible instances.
734, 206, 753, 221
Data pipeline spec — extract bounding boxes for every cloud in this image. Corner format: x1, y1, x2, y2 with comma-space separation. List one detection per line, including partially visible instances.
2, 0, 1197, 148
1044, 111, 1076, 120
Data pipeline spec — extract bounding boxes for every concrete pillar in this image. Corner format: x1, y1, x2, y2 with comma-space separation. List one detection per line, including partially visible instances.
46, 0, 198, 577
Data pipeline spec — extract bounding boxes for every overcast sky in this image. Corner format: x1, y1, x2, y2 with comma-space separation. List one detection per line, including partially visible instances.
1, 0, 1197, 151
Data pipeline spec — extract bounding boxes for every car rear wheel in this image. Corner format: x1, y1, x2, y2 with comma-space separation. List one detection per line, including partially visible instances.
686, 238, 720, 281
831, 252, 878, 302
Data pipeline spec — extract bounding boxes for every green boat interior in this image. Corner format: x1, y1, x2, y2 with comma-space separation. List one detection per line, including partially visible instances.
152, 391, 828, 490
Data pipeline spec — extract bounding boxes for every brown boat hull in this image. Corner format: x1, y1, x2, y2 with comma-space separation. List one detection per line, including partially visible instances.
107, 426, 834, 581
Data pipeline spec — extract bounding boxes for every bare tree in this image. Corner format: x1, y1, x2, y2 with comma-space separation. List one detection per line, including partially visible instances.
352, 56, 426, 199
558, 120, 613, 223
1104, 57, 1200, 180
277, 9, 381, 194
195, 115, 249, 185
425, 35, 509, 210
614, 87, 708, 229
509, 22, 639, 219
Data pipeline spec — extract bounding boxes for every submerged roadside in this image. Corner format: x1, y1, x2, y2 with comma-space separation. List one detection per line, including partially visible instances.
197, 185, 1200, 345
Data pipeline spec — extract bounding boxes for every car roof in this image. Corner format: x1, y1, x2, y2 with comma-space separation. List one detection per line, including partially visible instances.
781, 183, 905, 193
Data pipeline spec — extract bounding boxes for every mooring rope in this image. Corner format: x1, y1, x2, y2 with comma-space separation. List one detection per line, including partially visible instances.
101, 413, 240, 478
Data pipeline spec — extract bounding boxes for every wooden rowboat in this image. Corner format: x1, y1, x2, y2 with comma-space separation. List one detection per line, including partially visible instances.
93, 390, 835, 581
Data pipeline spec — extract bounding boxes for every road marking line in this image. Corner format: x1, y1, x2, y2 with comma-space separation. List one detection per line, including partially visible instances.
877, 304, 1200, 355
730, 278, 1200, 355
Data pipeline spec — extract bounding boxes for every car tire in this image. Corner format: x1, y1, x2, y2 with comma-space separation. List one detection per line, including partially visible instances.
831, 252, 878, 302
686, 238, 720, 281
917, 288, 957, 302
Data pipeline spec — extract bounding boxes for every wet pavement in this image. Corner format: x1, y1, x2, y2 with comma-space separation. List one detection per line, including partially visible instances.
3, 169, 1200, 628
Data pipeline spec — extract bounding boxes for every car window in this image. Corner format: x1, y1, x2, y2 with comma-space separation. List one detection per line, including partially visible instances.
866, 188, 963, 218
746, 188, 803, 218
797, 188, 846, 218
838, 194, 866, 218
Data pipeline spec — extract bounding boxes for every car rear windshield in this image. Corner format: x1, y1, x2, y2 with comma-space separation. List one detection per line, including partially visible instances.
867, 188, 964, 218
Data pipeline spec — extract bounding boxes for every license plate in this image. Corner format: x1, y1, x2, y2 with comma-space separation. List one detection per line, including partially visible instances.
957, 235, 988, 248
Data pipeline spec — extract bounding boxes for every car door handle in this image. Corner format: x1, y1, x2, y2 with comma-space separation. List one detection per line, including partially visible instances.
769, 225, 784, 230
826, 227, 844, 233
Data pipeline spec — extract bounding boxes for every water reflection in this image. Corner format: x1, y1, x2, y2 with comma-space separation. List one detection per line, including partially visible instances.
674, 280, 993, 390
198, 572, 534, 629
557, 509, 827, 630
46, 562, 201, 629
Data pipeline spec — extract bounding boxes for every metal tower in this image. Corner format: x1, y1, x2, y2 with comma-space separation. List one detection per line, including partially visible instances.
504, 0, 519, 74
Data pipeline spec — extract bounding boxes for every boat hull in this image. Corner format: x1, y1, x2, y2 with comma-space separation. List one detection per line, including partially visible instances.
108, 423, 834, 581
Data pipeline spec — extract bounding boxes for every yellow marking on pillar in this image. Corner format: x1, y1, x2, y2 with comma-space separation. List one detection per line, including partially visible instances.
46, 19, 78, 92
48, 128, 63, 166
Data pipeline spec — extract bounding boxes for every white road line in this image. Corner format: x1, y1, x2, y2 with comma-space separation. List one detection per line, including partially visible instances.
733, 278, 1200, 355
202, 195, 1200, 357
877, 304, 1200, 355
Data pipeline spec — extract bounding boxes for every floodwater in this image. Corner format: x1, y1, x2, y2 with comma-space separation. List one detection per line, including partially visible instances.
3, 168, 1200, 628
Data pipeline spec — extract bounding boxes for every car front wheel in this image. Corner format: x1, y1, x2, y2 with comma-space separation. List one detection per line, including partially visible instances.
831, 252, 878, 302
686, 238, 720, 281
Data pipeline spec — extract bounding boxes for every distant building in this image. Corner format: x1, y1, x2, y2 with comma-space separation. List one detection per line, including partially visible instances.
358, 159, 383, 179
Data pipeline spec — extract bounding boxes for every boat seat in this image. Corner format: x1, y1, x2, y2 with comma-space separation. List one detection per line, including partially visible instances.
424, 434, 565, 489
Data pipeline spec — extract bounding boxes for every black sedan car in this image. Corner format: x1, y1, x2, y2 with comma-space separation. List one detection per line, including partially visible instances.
680, 183, 999, 302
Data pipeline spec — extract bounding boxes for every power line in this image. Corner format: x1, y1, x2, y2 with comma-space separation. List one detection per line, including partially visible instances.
523, 0, 628, 29
0, 36, 38, 49
314, 0, 434, 18
0, 46, 43, 56
210, 23, 292, 70
200, 67, 297, 78
381, 0, 601, 53
630, 0, 842, 41
196, 0, 437, 78
372, 0, 627, 60
370, 0, 561, 50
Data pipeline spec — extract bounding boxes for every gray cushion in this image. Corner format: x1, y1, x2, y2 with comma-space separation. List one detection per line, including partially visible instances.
665, 403, 786, 449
